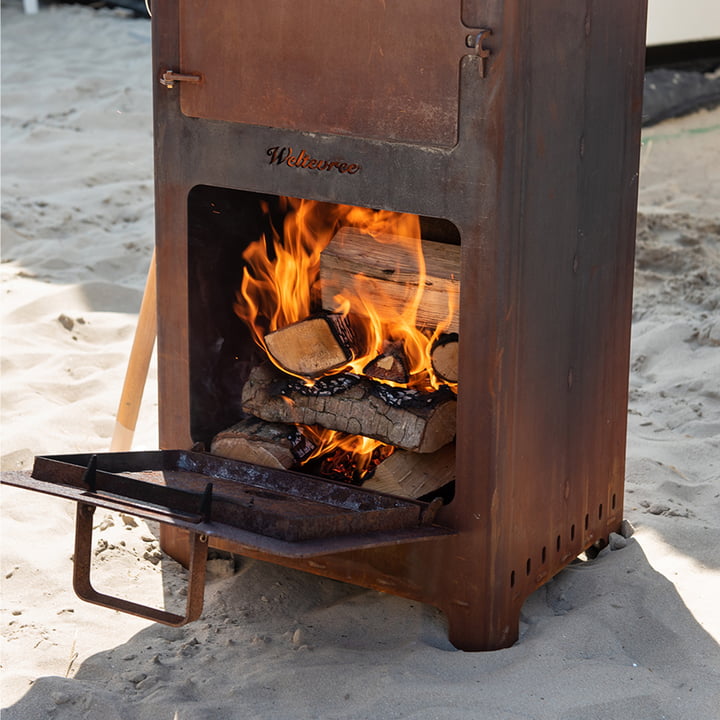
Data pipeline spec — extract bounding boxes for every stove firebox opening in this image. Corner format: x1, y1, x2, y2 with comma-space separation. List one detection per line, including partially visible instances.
188, 185, 460, 503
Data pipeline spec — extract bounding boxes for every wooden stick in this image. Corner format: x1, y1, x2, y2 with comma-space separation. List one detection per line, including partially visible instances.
110, 251, 157, 452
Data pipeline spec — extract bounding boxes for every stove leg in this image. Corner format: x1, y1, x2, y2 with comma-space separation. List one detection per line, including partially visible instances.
159, 524, 193, 568
444, 600, 522, 652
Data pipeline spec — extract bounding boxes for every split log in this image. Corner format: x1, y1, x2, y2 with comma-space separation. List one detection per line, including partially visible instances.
320, 227, 461, 334
362, 340, 409, 384
264, 313, 361, 377
361, 443, 455, 499
242, 363, 456, 453
210, 417, 315, 470
430, 333, 459, 383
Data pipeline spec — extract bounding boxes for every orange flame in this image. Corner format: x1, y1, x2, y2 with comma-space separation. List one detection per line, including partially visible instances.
234, 198, 456, 478
300, 425, 392, 480
235, 199, 334, 361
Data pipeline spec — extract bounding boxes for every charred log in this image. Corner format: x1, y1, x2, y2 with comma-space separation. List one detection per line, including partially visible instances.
362, 340, 409, 384
242, 363, 456, 453
210, 417, 316, 470
430, 333, 459, 383
264, 313, 362, 377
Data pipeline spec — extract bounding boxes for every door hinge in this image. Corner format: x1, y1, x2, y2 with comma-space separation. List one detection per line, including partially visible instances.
465, 28, 492, 78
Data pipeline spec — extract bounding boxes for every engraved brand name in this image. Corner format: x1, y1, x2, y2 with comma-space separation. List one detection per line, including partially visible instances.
266, 146, 361, 175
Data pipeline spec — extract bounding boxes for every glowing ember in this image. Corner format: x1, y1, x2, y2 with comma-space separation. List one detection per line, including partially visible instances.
299, 425, 394, 484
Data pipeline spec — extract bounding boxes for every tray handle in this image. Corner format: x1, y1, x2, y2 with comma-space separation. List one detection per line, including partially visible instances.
73, 502, 208, 626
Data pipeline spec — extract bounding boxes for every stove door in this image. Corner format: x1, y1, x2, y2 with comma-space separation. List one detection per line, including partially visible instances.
2, 452, 453, 627
176, 0, 478, 147
6, 451, 453, 558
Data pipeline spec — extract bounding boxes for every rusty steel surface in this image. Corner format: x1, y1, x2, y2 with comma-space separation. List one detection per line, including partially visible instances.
101, 0, 650, 650
174, 0, 489, 147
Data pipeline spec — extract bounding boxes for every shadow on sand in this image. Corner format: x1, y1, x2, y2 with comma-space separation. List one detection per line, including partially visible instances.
3, 536, 719, 720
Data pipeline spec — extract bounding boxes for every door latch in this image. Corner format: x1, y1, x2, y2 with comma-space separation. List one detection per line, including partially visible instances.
160, 70, 202, 89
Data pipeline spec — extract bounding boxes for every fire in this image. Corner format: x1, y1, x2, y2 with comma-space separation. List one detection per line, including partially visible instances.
234, 197, 457, 478
299, 425, 393, 483
336, 236, 458, 388
235, 199, 333, 360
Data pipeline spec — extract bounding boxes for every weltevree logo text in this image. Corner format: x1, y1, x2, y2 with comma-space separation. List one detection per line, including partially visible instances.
266, 146, 361, 175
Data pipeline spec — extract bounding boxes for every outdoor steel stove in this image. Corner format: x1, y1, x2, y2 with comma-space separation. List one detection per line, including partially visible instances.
7, 0, 648, 650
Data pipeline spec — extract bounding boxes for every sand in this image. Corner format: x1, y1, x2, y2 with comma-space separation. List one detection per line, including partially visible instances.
1, 3, 719, 719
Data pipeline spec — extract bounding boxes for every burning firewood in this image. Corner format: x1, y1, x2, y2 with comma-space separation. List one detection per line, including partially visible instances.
307, 440, 394, 486
264, 313, 362, 377
210, 417, 316, 470
242, 363, 456, 453
319, 226, 460, 333
362, 340, 409, 384
430, 333, 459, 383
361, 442, 455, 499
